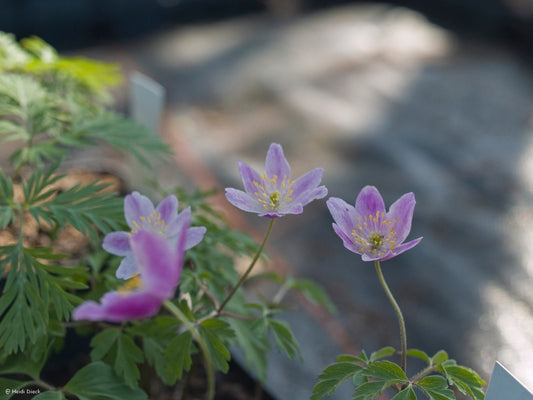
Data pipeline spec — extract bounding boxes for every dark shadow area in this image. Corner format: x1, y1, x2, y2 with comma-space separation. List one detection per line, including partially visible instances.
2, 0, 533, 57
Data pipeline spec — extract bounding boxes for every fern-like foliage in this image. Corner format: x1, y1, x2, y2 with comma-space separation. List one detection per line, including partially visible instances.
0, 165, 122, 356
0, 32, 170, 172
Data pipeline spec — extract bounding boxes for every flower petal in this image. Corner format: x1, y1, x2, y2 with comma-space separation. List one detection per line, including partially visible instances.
156, 195, 178, 223
264, 203, 303, 217
186, 226, 207, 249
124, 191, 155, 227
103, 231, 131, 256
225, 188, 264, 214
387, 192, 416, 244
327, 197, 355, 236
238, 161, 262, 194
115, 253, 138, 280
265, 143, 291, 180
296, 186, 328, 207
333, 223, 360, 254
386, 237, 423, 260
130, 230, 186, 299
292, 168, 323, 197
355, 186, 386, 218
292, 168, 328, 205
72, 291, 163, 322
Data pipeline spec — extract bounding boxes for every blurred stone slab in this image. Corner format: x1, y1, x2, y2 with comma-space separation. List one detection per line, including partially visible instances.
78, 2, 533, 398
129, 71, 165, 134
485, 362, 533, 400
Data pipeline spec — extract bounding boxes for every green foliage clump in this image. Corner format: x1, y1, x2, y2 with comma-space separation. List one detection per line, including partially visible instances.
0, 32, 335, 400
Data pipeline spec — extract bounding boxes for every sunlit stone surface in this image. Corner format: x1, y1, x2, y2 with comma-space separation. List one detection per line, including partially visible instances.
76, 3, 533, 397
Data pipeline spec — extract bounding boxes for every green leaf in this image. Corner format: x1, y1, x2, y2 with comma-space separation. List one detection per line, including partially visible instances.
268, 319, 301, 360
336, 355, 362, 363
142, 338, 167, 383
290, 279, 336, 313
32, 392, 65, 400
71, 112, 171, 167
0, 272, 47, 354
369, 346, 396, 362
90, 329, 143, 388
391, 386, 417, 400
0, 378, 31, 400
364, 361, 408, 383
36, 180, 123, 242
439, 364, 485, 400
311, 362, 363, 400
431, 350, 449, 366
114, 334, 144, 387
353, 381, 388, 400
64, 362, 147, 400
229, 319, 269, 382
164, 332, 193, 384
0, 343, 49, 378
417, 376, 455, 400
199, 319, 234, 373
407, 349, 431, 364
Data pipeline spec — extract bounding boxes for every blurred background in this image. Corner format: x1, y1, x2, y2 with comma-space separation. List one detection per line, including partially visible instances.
3, 0, 533, 398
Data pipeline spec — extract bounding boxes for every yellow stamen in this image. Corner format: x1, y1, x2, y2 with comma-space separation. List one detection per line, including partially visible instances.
118, 275, 142, 294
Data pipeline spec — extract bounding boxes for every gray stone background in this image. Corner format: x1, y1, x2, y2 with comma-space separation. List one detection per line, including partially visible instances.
4, 1, 533, 398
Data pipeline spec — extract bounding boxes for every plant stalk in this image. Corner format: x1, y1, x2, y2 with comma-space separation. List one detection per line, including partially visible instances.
163, 300, 215, 400
217, 218, 275, 314
374, 260, 407, 373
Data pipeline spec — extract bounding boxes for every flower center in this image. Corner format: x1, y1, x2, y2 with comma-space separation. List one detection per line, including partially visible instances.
130, 210, 168, 238
118, 275, 143, 294
351, 210, 398, 257
369, 233, 383, 248
253, 174, 295, 212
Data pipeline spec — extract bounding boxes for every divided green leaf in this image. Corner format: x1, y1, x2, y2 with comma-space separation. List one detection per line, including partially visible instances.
406, 349, 431, 364
352, 380, 388, 400
64, 361, 147, 400
364, 361, 408, 383
268, 319, 301, 360
90, 329, 144, 388
199, 319, 234, 373
391, 386, 417, 400
417, 375, 455, 400
311, 362, 362, 400
164, 332, 193, 384
369, 346, 396, 362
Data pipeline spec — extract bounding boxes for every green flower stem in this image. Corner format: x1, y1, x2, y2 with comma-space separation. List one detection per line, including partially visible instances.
374, 260, 407, 373
217, 218, 275, 314
163, 300, 215, 400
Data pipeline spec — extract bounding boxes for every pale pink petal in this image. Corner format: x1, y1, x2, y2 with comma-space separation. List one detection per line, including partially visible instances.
156, 195, 178, 223
387, 192, 416, 244
385, 237, 423, 260
355, 186, 386, 218
103, 231, 131, 256
166, 207, 191, 237
185, 226, 207, 249
225, 188, 264, 213
115, 253, 138, 280
265, 143, 291, 180
333, 223, 359, 254
124, 191, 155, 226
327, 197, 355, 236
238, 161, 262, 194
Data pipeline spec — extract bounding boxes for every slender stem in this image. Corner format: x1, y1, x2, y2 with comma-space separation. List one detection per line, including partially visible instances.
410, 365, 436, 384
374, 261, 407, 373
163, 300, 215, 400
217, 218, 275, 314
33, 379, 57, 392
